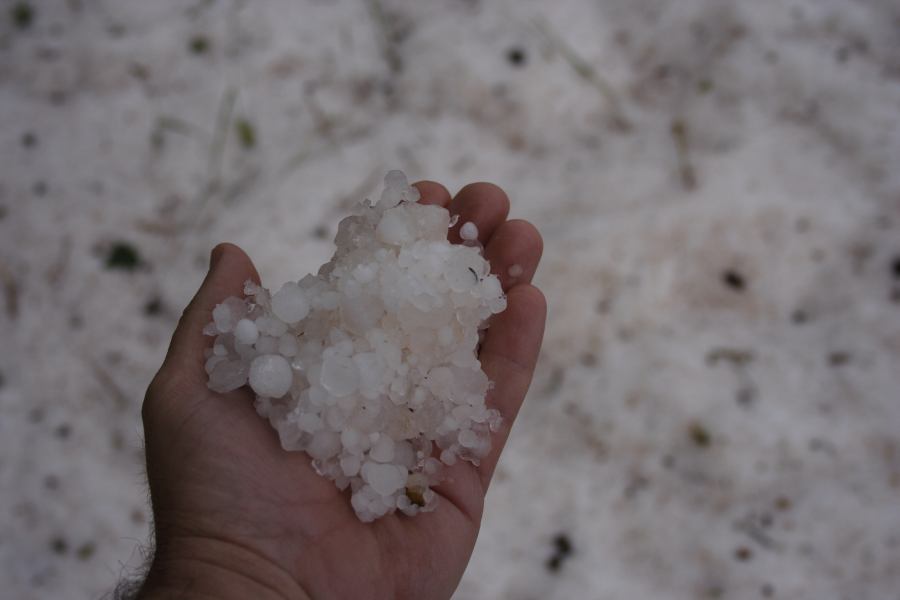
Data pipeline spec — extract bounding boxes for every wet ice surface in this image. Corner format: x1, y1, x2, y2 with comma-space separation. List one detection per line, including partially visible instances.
2, 0, 900, 599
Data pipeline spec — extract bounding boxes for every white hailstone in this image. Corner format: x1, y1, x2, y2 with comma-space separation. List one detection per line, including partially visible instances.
248, 354, 293, 398
340, 454, 361, 476
296, 412, 322, 433
369, 435, 395, 462
205, 354, 226, 373
255, 335, 278, 355
384, 169, 409, 190
234, 318, 259, 345
208, 359, 249, 393
320, 354, 359, 397
204, 171, 505, 522
211, 297, 246, 333
308, 431, 342, 460
270, 282, 309, 323
458, 429, 479, 448
508, 264, 524, 278
459, 221, 479, 241
440, 449, 457, 465
278, 333, 299, 357
362, 462, 407, 496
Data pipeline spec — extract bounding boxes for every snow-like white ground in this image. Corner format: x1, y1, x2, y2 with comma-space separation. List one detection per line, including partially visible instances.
2, 1, 900, 598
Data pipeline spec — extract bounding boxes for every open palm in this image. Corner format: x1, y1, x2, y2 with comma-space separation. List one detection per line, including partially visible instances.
139, 182, 546, 600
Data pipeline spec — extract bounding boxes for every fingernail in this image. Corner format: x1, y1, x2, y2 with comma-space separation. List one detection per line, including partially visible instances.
209, 244, 226, 269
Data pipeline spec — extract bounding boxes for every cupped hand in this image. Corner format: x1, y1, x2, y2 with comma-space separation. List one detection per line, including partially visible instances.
138, 182, 546, 600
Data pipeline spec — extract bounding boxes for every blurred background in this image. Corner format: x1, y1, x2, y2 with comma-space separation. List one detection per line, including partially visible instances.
2, 0, 900, 598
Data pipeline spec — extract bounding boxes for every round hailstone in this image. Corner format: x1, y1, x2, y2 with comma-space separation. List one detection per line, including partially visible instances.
208, 359, 249, 393
458, 429, 479, 448
362, 462, 407, 496
212, 303, 236, 332
369, 435, 395, 462
248, 354, 293, 398
508, 264, 524, 278
459, 221, 479, 241
376, 208, 413, 246
340, 454, 361, 476
234, 318, 259, 345
308, 431, 342, 460
270, 282, 309, 323
320, 354, 359, 397
384, 169, 409, 190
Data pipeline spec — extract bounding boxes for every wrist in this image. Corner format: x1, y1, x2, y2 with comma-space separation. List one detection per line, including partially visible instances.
138, 535, 311, 600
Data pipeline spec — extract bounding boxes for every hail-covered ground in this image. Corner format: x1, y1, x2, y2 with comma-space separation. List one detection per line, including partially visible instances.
2, 1, 900, 599
205, 171, 505, 521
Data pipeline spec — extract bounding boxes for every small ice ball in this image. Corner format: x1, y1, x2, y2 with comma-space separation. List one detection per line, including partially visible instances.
341, 428, 367, 453
439, 449, 457, 466
278, 333, 299, 357
508, 264, 524, 278
234, 318, 259, 345
362, 462, 407, 496
212, 304, 235, 333
369, 435, 395, 462
353, 263, 378, 283
308, 431, 341, 460
376, 208, 413, 246
205, 354, 226, 374
248, 354, 293, 398
208, 359, 249, 393
255, 335, 278, 355
271, 282, 310, 324
438, 326, 455, 346
393, 441, 415, 468
320, 354, 359, 397
341, 454, 361, 476
458, 429, 479, 448
384, 170, 408, 189
297, 412, 322, 433
459, 221, 479, 241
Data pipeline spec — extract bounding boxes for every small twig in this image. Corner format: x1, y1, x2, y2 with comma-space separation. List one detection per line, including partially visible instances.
534, 17, 630, 131
150, 116, 201, 150
207, 87, 238, 190
670, 118, 697, 191
706, 347, 754, 367
188, 86, 238, 228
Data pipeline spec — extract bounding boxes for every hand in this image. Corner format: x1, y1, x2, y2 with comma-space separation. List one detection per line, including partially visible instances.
138, 182, 546, 600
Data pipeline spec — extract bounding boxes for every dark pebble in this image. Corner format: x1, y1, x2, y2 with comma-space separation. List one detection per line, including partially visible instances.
506, 47, 527, 67
722, 269, 745, 291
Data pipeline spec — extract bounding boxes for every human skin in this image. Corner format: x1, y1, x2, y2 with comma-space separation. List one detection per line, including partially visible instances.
137, 181, 546, 600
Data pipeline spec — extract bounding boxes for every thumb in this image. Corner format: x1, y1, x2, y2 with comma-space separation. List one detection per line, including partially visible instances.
161, 243, 261, 382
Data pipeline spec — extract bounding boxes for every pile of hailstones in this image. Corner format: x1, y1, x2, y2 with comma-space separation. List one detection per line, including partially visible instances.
203, 171, 507, 522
